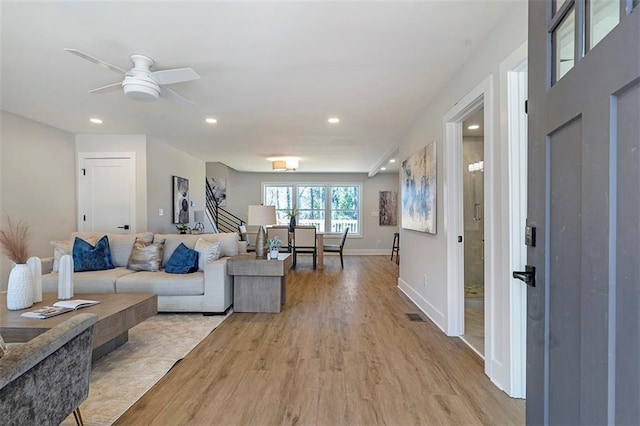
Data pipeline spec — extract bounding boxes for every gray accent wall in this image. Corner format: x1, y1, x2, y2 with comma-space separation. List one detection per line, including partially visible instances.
206, 162, 399, 252
147, 140, 209, 234
0, 112, 76, 289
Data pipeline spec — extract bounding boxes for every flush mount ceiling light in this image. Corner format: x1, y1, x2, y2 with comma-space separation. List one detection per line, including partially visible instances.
389, 159, 396, 163
381, 167, 387, 171
467, 124, 480, 130
272, 158, 299, 172
205, 117, 217, 124
89, 118, 103, 124
327, 117, 340, 124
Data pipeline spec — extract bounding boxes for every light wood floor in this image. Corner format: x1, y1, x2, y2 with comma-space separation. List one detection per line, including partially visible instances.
463, 301, 485, 355
117, 256, 524, 425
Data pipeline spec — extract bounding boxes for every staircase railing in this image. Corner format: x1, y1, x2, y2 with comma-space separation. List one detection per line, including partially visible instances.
206, 179, 245, 233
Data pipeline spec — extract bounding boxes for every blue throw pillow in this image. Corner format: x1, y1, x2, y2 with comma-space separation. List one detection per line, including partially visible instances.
72, 235, 115, 272
165, 243, 199, 274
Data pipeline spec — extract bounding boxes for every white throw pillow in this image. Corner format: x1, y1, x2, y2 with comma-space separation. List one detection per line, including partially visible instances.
194, 238, 221, 271
50, 236, 97, 272
0, 333, 8, 358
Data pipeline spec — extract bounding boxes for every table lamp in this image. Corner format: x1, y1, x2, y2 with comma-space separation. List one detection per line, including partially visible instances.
193, 210, 205, 234
247, 205, 277, 258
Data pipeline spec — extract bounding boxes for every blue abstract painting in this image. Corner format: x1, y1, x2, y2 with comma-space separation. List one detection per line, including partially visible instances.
400, 142, 436, 234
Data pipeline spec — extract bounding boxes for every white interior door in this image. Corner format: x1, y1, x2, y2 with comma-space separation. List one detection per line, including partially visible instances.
78, 154, 136, 233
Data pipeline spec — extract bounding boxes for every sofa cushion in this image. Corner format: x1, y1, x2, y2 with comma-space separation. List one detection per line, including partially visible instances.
42, 267, 136, 294
127, 238, 165, 272
197, 233, 239, 258
115, 271, 204, 296
72, 236, 115, 272
165, 243, 199, 274
154, 233, 239, 266
194, 238, 221, 271
72, 232, 154, 267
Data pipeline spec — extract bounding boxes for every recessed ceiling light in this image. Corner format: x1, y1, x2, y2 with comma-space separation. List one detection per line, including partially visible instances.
381, 167, 387, 171
389, 159, 396, 163
468, 124, 480, 130
205, 117, 218, 124
328, 117, 340, 124
89, 118, 103, 124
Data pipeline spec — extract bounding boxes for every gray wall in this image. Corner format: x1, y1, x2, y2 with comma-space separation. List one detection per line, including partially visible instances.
147, 140, 210, 234
1, 112, 76, 289
206, 162, 398, 252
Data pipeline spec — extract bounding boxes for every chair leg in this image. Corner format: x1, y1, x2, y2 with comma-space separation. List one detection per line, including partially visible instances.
293, 251, 297, 269
340, 250, 344, 268
73, 409, 84, 426
313, 250, 317, 269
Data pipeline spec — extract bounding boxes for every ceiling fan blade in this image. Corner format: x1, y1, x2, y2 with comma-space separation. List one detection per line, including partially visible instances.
160, 86, 194, 108
151, 68, 200, 85
64, 48, 127, 74
88, 82, 122, 94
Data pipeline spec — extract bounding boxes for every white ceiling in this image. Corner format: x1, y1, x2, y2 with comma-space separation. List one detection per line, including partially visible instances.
1, 1, 515, 174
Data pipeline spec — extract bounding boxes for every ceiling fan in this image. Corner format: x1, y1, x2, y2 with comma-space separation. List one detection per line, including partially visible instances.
64, 48, 200, 107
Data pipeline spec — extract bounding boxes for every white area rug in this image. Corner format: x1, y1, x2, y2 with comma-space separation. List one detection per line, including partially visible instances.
61, 312, 229, 426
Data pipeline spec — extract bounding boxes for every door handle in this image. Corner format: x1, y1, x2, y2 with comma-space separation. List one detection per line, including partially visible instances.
117, 225, 130, 230
513, 265, 536, 287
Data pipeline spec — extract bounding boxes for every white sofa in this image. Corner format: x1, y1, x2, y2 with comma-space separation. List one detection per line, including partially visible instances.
42, 232, 240, 314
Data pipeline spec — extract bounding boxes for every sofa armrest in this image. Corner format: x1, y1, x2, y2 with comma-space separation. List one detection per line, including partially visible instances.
40, 257, 54, 274
202, 257, 233, 313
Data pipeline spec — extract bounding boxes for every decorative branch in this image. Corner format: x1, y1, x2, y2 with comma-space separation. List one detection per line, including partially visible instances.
0, 216, 30, 264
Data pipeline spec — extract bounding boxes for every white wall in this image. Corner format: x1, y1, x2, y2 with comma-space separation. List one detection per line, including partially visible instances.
396, 1, 527, 393
147, 140, 208, 234
1, 112, 76, 289
206, 162, 399, 251
76, 134, 148, 231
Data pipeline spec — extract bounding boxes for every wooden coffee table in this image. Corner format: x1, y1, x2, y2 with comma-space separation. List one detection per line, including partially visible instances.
0, 293, 157, 360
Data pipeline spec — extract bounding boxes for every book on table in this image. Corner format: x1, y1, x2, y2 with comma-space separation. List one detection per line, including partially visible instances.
20, 299, 100, 319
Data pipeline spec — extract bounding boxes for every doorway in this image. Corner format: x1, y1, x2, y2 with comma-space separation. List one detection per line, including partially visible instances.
461, 108, 485, 355
77, 152, 137, 233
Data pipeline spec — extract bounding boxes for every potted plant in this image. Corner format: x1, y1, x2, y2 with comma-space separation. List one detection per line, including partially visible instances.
266, 237, 282, 259
0, 216, 34, 310
176, 224, 190, 234
287, 208, 298, 232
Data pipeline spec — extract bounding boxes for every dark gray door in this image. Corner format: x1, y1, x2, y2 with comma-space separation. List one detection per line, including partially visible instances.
527, 1, 639, 424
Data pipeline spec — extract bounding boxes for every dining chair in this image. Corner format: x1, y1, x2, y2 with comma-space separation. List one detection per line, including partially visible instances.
323, 227, 349, 268
292, 226, 317, 269
267, 226, 291, 252
238, 225, 255, 252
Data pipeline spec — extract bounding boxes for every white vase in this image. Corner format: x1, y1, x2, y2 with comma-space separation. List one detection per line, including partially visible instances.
270, 249, 279, 260
7, 263, 34, 310
27, 256, 43, 303
58, 254, 74, 300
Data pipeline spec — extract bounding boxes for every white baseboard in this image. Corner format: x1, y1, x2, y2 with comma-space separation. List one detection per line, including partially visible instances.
397, 277, 446, 333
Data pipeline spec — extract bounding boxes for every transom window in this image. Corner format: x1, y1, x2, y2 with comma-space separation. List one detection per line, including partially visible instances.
550, 0, 634, 85
263, 183, 361, 235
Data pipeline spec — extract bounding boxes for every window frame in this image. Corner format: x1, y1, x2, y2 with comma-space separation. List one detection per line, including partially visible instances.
262, 182, 362, 237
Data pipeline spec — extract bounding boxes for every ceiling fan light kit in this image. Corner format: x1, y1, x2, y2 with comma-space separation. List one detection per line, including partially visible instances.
65, 49, 200, 106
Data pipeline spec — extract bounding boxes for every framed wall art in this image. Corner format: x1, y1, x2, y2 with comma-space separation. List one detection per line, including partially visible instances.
173, 176, 190, 224
400, 142, 437, 234
379, 190, 398, 226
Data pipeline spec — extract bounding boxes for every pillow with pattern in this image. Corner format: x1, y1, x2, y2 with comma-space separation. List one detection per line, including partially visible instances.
72, 235, 115, 272
165, 243, 199, 274
194, 238, 221, 271
127, 238, 165, 272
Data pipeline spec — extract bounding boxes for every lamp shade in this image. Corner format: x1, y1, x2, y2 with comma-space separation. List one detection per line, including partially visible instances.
193, 210, 205, 223
247, 205, 277, 226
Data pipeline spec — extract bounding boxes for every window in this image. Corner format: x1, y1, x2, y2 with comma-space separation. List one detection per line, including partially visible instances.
263, 183, 362, 236
331, 185, 359, 233
297, 185, 326, 231
264, 185, 293, 225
